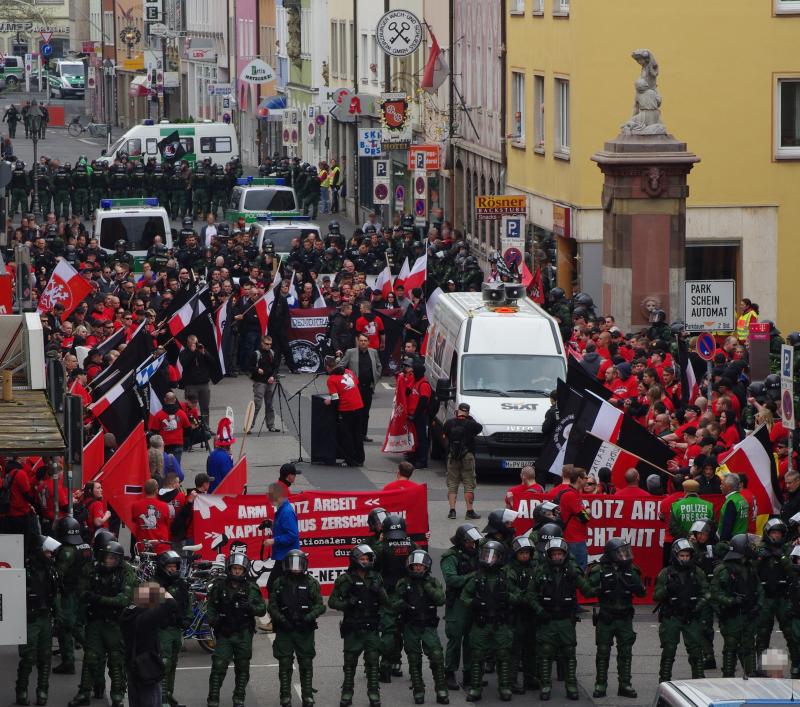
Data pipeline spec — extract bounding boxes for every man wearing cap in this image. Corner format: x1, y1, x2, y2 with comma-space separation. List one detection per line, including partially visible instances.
443, 403, 483, 521
669, 480, 714, 540
207, 438, 234, 493
340, 332, 382, 443
277, 463, 300, 496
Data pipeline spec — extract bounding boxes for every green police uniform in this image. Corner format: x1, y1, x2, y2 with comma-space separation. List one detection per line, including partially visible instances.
69, 547, 136, 707
328, 559, 390, 707
193, 163, 209, 219
154, 557, 193, 707
89, 165, 107, 213
784, 548, 800, 677
108, 164, 128, 200
169, 165, 187, 219
669, 494, 715, 539
653, 541, 709, 682
396, 567, 449, 704
54, 538, 93, 672
460, 552, 519, 702
130, 164, 146, 198
72, 162, 92, 219
53, 165, 72, 219
17, 545, 59, 706
691, 534, 725, 669
585, 544, 645, 699
508, 551, 538, 693
302, 172, 321, 219
440, 538, 478, 687
710, 539, 764, 678
719, 491, 750, 538
525, 541, 591, 701
9, 162, 29, 216
206, 571, 267, 707
268, 567, 326, 707
211, 167, 228, 217
32, 166, 52, 215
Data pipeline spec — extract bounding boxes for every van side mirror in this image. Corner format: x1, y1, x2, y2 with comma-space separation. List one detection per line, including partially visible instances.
436, 378, 454, 401
100, 149, 107, 156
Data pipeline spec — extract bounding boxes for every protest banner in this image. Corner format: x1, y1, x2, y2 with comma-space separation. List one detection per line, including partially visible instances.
193, 485, 429, 595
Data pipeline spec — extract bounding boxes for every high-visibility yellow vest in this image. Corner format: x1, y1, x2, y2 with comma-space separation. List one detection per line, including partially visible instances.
736, 310, 757, 341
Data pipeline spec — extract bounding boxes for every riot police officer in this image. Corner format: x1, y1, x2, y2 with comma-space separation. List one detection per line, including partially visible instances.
509, 535, 538, 694
53, 161, 72, 219
211, 164, 229, 217
179, 216, 196, 247
365, 508, 387, 554
154, 550, 193, 707
69, 541, 136, 707
460, 540, 519, 702
395, 549, 449, 705
325, 221, 345, 251
205, 551, 267, 707
268, 550, 326, 707
10, 160, 29, 216
786, 545, 800, 676
72, 157, 91, 218
130, 160, 146, 198
710, 533, 764, 677
653, 538, 709, 682
110, 239, 133, 269
193, 160, 210, 219
528, 501, 562, 548
689, 520, 723, 668
440, 524, 482, 691
547, 288, 572, 341
108, 159, 128, 199
328, 544, 390, 707
585, 539, 645, 698
482, 509, 517, 551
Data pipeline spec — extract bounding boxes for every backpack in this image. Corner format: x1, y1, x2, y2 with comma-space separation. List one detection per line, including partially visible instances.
0, 468, 19, 514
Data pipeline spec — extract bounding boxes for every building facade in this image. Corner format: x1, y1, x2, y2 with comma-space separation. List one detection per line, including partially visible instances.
505, 0, 799, 329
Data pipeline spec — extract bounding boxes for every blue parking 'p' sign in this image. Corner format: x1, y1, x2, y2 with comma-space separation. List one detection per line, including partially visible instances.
501, 215, 523, 239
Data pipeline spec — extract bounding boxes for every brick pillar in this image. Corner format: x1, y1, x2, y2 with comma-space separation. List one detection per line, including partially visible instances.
592, 135, 699, 333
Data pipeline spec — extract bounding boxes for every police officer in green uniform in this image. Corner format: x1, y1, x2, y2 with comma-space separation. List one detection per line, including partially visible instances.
68, 540, 136, 707
376, 513, 416, 683
268, 550, 326, 707
152, 162, 169, 209
786, 545, 800, 676
10, 160, 29, 216
302, 165, 321, 219
585, 539, 644, 699
17, 535, 60, 707
32, 162, 52, 215
328, 544, 391, 707
396, 549, 449, 705
718, 474, 751, 542
689, 520, 724, 669
108, 160, 128, 199
53, 517, 93, 675
205, 551, 267, 707
130, 161, 146, 198
53, 161, 72, 219
72, 158, 91, 218
154, 550, 193, 707
365, 508, 387, 554
526, 538, 591, 701
710, 533, 764, 677
168, 162, 187, 219
547, 288, 572, 341
669, 480, 715, 539
509, 535, 538, 694
460, 540, 519, 703
440, 524, 481, 691
89, 161, 107, 213
754, 518, 797, 669
211, 164, 229, 217
193, 160, 209, 219
653, 538, 709, 682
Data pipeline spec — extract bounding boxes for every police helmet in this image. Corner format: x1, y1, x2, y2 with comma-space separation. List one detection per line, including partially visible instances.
451, 523, 482, 552
401, 215, 415, 229
545, 538, 569, 565
40, 535, 61, 558
791, 545, 800, 570
115, 239, 127, 250
55, 516, 83, 546
98, 541, 125, 572
182, 216, 193, 228
364, 224, 377, 235
64, 162, 72, 171
283, 549, 309, 575
572, 306, 588, 322
478, 540, 506, 568
548, 287, 565, 302
15, 160, 24, 170
670, 320, 685, 335
764, 374, 781, 396
787, 332, 800, 348
226, 552, 251, 582
382, 513, 407, 541
464, 255, 479, 269
790, 512, 800, 530
671, 538, 695, 567
747, 381, 766, 401
573, 292, 594, 309
649, 309, 667, 324
763, 518, 788, 546
367, 507, 388, 534
533, 501, 560, 525
325, 247, 338, 258
724, 533, 754, 562
484, 509, 518, 538
535, 522, 563, 553
412, 240, 424, 251
349, 544, 376, 570
603, 538, 634, 566
511, 535, 534, 557
328, 221, 340, 234
156, 550, 181, 578
406, 549, 433, 577
92, 529, 116, 556
689, 520, 714, 541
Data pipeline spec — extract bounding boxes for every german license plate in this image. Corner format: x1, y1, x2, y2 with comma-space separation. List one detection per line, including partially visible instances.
501, 460, 535, 469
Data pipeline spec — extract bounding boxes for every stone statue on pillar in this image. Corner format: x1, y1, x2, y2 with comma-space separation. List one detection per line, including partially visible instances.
622, 49, 666, 136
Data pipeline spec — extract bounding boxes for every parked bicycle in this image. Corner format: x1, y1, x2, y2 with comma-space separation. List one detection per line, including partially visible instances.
67, 114, 108, 138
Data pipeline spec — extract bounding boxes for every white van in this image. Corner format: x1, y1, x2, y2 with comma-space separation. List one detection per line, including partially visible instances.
653, 677, 798, 706
225, 177, 300, 223
98, 121, 238, 167
48, 59, 85, 98
426, 285, 566, 475
94, 198, 173, 271
248, 217, 321, 258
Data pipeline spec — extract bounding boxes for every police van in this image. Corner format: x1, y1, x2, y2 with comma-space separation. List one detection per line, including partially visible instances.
1, 56, 25, 89
247, 216, 321, 259
653, 677, 798, 706
426, 283, 566, 476
225, 177, 300, 223
48, 59, 85, 98
93, 198, 173, 271
97, 120, 238, 166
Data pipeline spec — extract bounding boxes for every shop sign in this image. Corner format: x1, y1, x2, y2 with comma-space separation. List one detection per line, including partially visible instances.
553, 203, 572, 238
475, 194, 526, 221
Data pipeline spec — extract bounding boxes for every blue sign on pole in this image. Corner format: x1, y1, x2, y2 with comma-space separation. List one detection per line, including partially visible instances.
41, 44, 53, 58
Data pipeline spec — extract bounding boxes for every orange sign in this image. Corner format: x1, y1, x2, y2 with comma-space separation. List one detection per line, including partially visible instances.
475, 195, 526, 220
553, 203, 572, 238
407, 145, 441, 171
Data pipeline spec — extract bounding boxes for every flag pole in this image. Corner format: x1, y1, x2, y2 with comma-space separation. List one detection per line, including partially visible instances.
237, 401, 255, 462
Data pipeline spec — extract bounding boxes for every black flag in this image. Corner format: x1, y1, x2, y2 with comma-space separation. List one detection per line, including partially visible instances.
157, 130, 187, 162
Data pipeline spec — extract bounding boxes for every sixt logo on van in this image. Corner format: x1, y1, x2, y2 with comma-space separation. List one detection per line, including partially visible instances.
500, 403, 539, 410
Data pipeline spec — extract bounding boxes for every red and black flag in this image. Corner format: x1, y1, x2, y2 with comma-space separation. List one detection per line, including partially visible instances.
91, 321, 154, 398
535, 379, 584, 479
176, 289, 225, 383
157, 130, 187, 162
87, 369, 146, 442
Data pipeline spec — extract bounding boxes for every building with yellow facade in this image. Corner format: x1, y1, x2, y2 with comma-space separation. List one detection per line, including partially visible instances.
505, 0, 800, 330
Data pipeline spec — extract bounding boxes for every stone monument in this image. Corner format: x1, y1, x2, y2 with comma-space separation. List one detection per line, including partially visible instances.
592, 50, 699, 333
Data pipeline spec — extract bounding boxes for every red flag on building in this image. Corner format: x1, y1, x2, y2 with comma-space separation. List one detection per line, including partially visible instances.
36, 260, 93, 321
420, 29, 449, 93
82, 430, 105, 482
382, 375, 416, 453
213, 456, 248, 496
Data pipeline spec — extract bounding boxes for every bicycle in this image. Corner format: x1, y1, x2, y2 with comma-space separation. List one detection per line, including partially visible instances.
67, 114, 109, 138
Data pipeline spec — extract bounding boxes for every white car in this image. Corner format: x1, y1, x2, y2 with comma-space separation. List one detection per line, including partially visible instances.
94, 198, 173, 271
225, 177, 300, 223
653, 677, 799, 706
248, 218, 321, 259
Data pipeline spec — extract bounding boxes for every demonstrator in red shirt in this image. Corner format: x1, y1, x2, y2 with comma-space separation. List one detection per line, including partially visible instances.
383, 461, 421, 492
505, 465, 544, 509
324, 356, 365, 467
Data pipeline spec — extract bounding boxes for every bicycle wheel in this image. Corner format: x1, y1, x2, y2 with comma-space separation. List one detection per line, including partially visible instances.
68, 122, 82, 138
197, 633, 216, 653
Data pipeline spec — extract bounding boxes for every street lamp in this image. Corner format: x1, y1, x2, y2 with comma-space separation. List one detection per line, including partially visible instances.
29, 101, 42, 221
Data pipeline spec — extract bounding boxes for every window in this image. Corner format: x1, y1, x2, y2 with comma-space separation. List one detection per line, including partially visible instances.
330, 22, 338, 76
775, 0, 800, 14
360, 33, 368, 83
554, 78, 569, 157
554, 0, 569, 15
534, 75, 545, 151
532, 0, 544, 13
511, 0, 525, 13
777, 79, 800, 159
243, 189, 298, 212
339, 22, 347, 77
179, 137, 194, 155
126, 139, 142, 157
349, 22, 355, 80
146, 138, 158, 155
200, 136, 232, 153
511, 71, 525, 145
99, 216, 167, 251
370, 34, 378, 84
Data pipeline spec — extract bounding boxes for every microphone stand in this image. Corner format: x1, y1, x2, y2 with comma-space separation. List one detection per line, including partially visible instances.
285, 372, 324, 463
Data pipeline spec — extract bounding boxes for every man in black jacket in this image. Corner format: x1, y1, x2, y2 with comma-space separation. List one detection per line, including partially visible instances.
443, 403, 483, 521
330, 303, 354, 356
402, 288, 428, 348
179, 334, 214, 425
250, 335, 281, 433
268, 280, 297, 373
234, 282, 261, 373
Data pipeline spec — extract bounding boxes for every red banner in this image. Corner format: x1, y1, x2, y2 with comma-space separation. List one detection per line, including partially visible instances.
193, 485, 429, 594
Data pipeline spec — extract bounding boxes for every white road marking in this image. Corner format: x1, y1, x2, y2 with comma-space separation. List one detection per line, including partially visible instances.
381, 382, 393, 390
77, 138, 97, 146
177, 663, 279, 670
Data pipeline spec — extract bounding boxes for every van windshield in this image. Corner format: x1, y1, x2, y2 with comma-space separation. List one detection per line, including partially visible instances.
243, 189, 297, 212
100, 216, 167, 251
61, 64, 84, 77
253, 228, 319, 253
460, 354, 565, 397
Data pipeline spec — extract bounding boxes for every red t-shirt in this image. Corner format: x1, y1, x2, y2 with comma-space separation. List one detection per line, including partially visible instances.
355, 315, 385, 350
615, 485, 653, 499
659, 490, 685, 542
327, 369, 364, 411
36, 478, 69, 522
150, 409, 191, 447
383, 479, 421, 492
130, 497, 173, 549
85, 498, 109, 529
505, 482, 544, 509
551, 485, 588, 543
3, 466, 32, 517
720, 425, 741, 450
407, 378, 433, 417
607, 377, 638, 403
